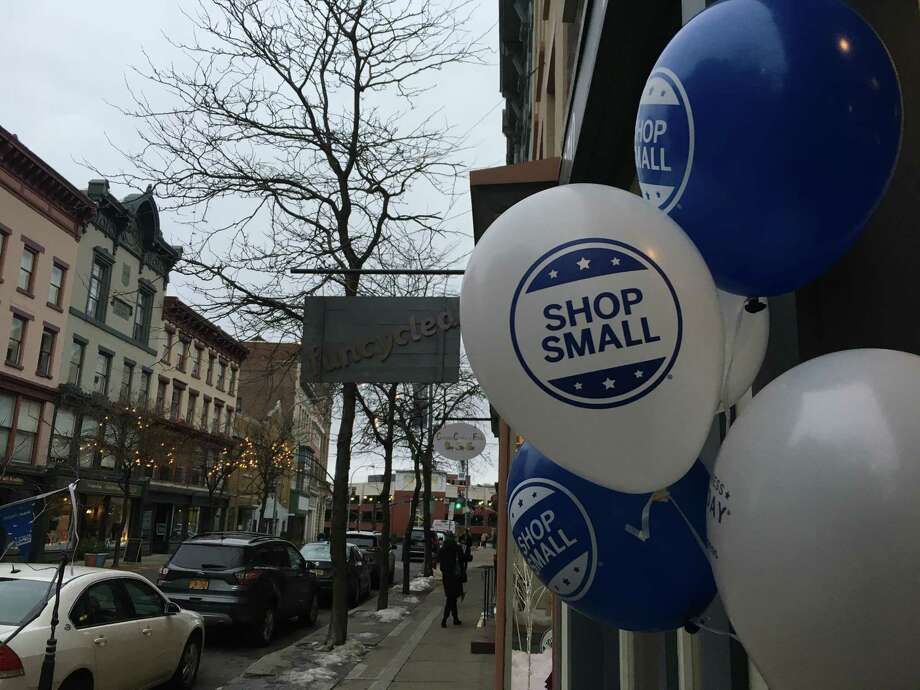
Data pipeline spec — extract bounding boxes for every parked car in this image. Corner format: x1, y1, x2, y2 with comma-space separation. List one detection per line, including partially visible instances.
345, 531, 396, 588
300, 542, 372, 606
158, 532, 319, 646
407, 527, 439, 562
0, 565, 203, 690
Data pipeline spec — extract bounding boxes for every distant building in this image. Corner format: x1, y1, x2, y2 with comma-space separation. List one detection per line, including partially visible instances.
0, 125, 93, 506
144, 296, 248, 553
234, 341, 332, 542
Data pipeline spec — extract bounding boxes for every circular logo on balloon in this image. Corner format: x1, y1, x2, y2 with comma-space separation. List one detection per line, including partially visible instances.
510, 238, 683, 409
635, 67, 694, 213
508, 477, 597, 601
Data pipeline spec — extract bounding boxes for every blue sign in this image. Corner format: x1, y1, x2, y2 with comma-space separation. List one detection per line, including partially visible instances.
509, 443, 716, 631
635, 0, 902, 297
0, 502, 34, 561
635, 68, 694, 214
509, 238, 682, 409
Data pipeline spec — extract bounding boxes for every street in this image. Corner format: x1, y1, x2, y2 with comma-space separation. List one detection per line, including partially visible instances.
135, 545, 424, 690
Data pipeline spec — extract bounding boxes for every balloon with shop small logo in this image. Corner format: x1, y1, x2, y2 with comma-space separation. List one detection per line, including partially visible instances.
635, 0, 902, 296
461, 184, 722, 493
509, 443, 716, 631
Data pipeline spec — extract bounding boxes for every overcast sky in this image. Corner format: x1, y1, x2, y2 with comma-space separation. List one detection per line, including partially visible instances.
1, 0, 505, 484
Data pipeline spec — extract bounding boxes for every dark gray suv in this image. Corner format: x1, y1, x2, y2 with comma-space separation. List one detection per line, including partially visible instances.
158, 532, 319, 646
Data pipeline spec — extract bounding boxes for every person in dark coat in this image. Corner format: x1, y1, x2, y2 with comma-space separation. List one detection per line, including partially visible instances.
438, 532, 463, 627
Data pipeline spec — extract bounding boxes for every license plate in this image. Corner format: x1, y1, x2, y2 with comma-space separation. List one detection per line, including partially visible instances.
188, 579, 209, 590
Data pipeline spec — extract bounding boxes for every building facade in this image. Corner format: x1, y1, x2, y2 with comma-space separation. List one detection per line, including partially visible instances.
234, 341, 332, 543
0, 126, 93, 507
143, 296, 248, 553
485, 1, 919, 689
48, 179, 180, 557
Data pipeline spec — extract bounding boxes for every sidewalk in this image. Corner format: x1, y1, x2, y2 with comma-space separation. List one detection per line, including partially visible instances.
223, 547, 495, 690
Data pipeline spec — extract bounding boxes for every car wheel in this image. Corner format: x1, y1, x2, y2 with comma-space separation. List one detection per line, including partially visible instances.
252, 604, 277, 646
170, 634, 201, 689
58, 671, 93, 690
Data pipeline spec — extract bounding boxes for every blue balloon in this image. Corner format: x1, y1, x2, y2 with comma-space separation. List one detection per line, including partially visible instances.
635, 0, 901, 296
508, 443, 716, 631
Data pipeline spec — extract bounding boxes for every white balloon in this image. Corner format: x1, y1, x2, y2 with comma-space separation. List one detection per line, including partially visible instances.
461, 184, 722, 493
708, 349, 920, 690
717, 291, 769, 409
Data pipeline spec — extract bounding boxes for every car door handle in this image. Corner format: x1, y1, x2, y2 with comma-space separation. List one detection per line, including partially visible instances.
141, 627, 153, 636
93, 636, 107, 647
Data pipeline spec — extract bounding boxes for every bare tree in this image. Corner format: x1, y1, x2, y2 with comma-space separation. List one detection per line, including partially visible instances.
110, 0, 481, 645
236, 420, 296, 534
198, 444, 240, 532
74, 398, 175, 567
356, 383, 399, 610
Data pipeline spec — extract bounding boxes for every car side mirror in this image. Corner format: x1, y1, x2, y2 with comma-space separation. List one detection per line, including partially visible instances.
165, 601, 181, 616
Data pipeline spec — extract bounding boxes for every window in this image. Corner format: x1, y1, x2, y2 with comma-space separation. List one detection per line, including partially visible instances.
186, 392, 198, 424
139, 370, 152, 407
50, 408, 75, 463
122, 579, 164, 619
206, 354, 215, 385
212, 404, 222, 434
6, 315, 27, 366
228, 368, 237, 395
201, 398, 211, 430
7, 398, 41, 464
0, 232, 7, 282
192, 347, 203, 378
48, 263, 66, 307
93, 352, 112, 395
217, 361, 227, 391
156, 380, 168, 414
170, 387, 183, 421
163, 331, 174, 364
67, 339, 85, 386
86, 258, 110, 320
71, 581, 125, 628
133, 289, 153, 344
36, 328, 56, 377
177, 339, 190, 372
120, 361, 135, 402
224, 408, 233, 436
78, 416, 98, 468
18, 247, 37, 293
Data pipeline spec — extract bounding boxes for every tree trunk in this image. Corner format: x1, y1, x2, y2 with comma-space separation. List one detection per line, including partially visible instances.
259, 485, 271, 534
376, 384, 396, 611
401, 450, 422, 595
421, 442, 433, 577
330, 381, 358, 645
111, 490, 130, 568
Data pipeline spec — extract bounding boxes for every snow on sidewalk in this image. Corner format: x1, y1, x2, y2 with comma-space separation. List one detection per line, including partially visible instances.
359, 605, 410, 623
406, 574, 437, 592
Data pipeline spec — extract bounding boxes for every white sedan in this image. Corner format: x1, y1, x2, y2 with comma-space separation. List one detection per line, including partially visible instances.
0, 564, 204, 690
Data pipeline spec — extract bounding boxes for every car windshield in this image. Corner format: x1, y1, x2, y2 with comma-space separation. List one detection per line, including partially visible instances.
170, 544, 246, 570
301, 543, 331, 560
346, 535, 377, 548
0, 578, 51, 625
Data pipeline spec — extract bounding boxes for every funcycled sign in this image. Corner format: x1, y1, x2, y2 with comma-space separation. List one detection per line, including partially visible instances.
434, 422, 486, 461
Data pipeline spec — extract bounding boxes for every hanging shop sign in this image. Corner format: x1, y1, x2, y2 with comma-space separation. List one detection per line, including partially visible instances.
434, 422, 486, 461
302, 297, 461, 384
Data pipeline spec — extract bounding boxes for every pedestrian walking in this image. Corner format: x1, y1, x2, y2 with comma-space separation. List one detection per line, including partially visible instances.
438, 532, 463, 627
480, 532, 488, 549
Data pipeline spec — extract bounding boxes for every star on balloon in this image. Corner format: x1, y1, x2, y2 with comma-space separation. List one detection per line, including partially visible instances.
576, 257, 591, 270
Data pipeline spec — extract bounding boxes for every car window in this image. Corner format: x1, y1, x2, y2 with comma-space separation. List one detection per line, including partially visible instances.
253, 546, 274, 567
301, 543, 331, 560
0, 578, 50, 625
122, 579, 164, 618
71, 581, 126, 629
170, 544, 246, 569
346, 534, 377, 548
286, 545, 304, 569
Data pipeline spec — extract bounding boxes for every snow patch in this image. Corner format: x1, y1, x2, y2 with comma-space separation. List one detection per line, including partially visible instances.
302, 638, 367, 667
368, 606, 409, 623
401, 595, 420, 604
408, 575, 436, 592
511, 649, 552, 690
279, 666, 338, 686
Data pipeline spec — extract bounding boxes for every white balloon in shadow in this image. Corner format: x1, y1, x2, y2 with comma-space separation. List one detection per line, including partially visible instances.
717, 291, 768, 410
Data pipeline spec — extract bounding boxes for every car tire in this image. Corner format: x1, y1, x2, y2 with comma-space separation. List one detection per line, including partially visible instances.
252, 604, 277, 646
59, 671, 93, 690
170, 634, 202, 689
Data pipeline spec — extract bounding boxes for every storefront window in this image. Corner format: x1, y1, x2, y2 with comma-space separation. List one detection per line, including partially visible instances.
105, 498, 125, 549
187, 507, 200, 537
45, 493, 74, 552
171, 505, 187, 541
